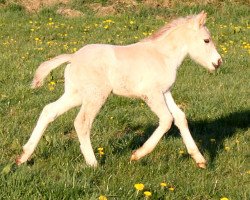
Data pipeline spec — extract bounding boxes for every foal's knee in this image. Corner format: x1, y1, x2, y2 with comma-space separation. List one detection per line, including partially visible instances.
74, 117, 82, 133
41, 104, 58, 123
159, 115, 173, 132
173, 111, 188, 129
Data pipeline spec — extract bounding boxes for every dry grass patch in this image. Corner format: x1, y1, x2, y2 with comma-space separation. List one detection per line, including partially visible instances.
12, 0, 69, 12
89, 3, 117, 17
56, 7, 83, 18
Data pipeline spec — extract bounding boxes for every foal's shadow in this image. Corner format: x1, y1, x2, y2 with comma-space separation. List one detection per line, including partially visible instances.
189, 110, 250, 164
110, 110, 250, 166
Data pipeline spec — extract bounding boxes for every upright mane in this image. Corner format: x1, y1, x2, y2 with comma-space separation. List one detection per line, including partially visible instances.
142, 15, 195, 42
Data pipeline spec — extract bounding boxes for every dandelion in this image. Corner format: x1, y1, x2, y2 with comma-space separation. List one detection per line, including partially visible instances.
220, 197, 229, 200
48, 81, 56, 91
179, 150, 185, 155
144, 191, 152, 198
99, 195, 107, 200
224, 146, 230, 151
134, 183, 144, 191
169, 186, 175, 191
160, 182, 167, 188
98, 147, 104, 157
103, 25, 109, 29
103, 19, 113, 23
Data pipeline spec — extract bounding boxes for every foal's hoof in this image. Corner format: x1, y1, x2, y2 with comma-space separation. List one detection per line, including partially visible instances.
15, 152, 27, 165
130, 150, 140, 161
15, 156, 23, 166
197, 162, 206, 169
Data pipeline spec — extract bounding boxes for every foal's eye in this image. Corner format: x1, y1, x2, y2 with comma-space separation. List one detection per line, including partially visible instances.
204, 39, 210, 43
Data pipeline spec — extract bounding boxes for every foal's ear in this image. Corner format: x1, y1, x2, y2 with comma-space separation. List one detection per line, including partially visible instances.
196, 10, 207, 28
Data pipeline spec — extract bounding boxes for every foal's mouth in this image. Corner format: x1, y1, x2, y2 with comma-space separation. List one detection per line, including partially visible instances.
212, 62, 220, 69
212, 58, 222, 69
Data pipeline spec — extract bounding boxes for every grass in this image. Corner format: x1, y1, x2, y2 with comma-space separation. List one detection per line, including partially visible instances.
0, 1, 249, 199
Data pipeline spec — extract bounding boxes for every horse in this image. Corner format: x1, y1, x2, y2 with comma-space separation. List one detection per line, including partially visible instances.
16, 11, 222, 169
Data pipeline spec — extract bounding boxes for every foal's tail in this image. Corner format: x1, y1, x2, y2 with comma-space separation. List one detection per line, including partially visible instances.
31, 54, 72, 88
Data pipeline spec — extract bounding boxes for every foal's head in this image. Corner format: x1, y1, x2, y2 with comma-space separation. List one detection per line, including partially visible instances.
185, 11, 222, 71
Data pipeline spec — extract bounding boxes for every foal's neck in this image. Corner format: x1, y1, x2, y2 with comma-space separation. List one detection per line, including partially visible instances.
143, 36, 188, 70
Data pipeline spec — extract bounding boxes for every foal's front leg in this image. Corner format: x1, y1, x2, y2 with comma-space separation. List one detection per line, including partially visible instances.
164, 92, 206, 168
131, 93, 173, 161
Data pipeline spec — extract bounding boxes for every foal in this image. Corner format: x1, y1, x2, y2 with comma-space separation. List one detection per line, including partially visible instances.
17, 11, 222, 168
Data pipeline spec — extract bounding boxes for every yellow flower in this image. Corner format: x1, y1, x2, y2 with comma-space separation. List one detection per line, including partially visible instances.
144, 191, 152, 197
224, 146, 230, 151
220, 197, 229, 200
169, 186, 175, 191
49, 81, 56, 85
48, 81, 56, 91
99, 195, 107, 200
134, 183, 144, 191
103, 19, 113, 23
179, 150, 185, 155
98, 147, 104, 151
103, 25, 109, 29
160, 182, 167, 187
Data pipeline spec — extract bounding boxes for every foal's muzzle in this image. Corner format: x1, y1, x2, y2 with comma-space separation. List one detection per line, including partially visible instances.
212, 58, 223, 69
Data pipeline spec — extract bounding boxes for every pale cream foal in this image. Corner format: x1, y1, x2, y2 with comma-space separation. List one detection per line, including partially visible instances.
17, 11, 222, 168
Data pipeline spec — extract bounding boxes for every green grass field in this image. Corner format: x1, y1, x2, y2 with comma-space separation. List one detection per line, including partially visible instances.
0, 0, 249, 199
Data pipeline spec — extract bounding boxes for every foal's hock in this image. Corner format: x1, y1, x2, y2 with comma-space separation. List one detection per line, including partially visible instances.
17, 11, 222, 168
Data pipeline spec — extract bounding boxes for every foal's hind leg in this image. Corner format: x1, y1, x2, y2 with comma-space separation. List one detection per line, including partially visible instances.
16, 92, 81, 165
164, 92, 206, 168
74, 89, 109, 167
131, 93, 173, 161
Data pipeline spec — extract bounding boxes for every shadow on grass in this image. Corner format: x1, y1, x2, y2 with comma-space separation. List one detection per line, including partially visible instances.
189, 110, 250, 165
110, 110, 250, 166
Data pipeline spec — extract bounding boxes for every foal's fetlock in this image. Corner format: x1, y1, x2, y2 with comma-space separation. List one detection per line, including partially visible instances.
86, 160, 98, 168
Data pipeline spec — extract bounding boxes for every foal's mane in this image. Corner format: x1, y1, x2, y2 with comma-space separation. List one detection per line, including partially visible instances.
142, 15, 195, 42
